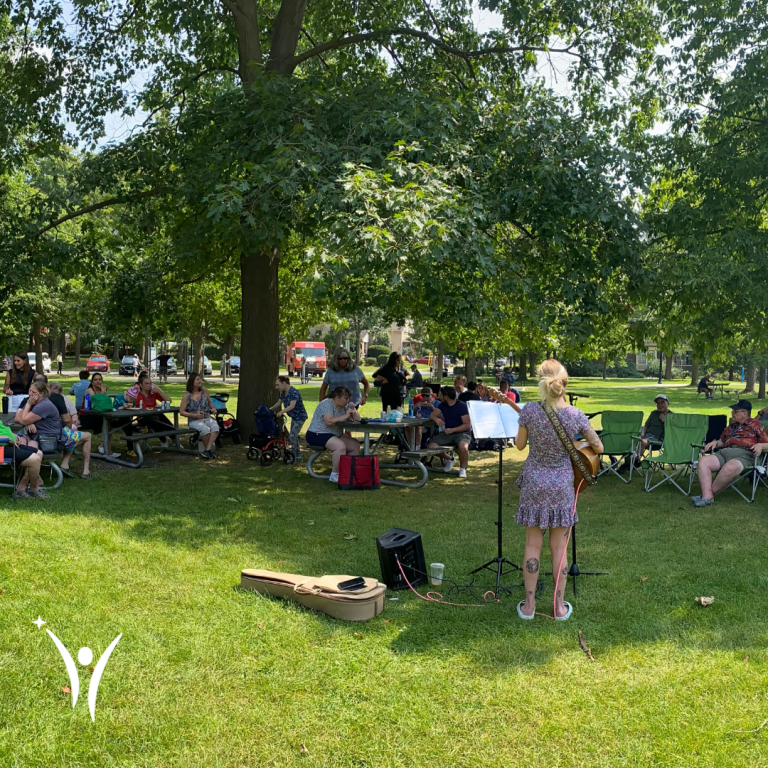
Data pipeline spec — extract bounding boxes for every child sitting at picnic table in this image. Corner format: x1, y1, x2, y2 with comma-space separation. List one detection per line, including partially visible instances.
125, 371, 173, 446
270, 375, 308, 461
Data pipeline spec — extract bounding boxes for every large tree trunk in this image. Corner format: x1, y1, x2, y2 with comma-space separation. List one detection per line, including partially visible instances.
32, 319, 43, 374
237, 248, 280, 438
74, 329, 81, 366
689, 357, 699, 387
529, 350, 537, 377
436, 338, 444, 383
745, 361, 756, 393
759, 366, 766, 400
334, 329, 344, 352
729, 366, 734, 381
465, 353, 477, 383
665, 353, 673, 379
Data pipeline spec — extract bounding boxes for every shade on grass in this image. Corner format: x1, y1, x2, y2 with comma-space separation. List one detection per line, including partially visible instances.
0, 377, 766, 766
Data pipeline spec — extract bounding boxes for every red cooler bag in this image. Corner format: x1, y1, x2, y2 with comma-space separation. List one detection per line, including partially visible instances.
338, 455, 380, 490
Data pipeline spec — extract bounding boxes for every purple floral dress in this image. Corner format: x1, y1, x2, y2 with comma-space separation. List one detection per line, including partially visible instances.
515, 402, 591, 529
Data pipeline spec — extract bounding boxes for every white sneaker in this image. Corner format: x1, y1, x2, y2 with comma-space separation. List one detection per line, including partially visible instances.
329, 472, 339, 483
458, 468, 467, 478
109, 452, 121, 459
98, 445, 105, 455
443, 459, 455, 473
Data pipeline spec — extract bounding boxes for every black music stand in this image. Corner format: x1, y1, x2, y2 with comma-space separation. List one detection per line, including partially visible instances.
466, 402, 522, 596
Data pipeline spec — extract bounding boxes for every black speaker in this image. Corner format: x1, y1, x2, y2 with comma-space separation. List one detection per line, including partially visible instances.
376, 528, 427, 590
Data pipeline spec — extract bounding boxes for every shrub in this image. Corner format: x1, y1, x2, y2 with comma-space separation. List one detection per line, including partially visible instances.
607, 361, 644, 379
364, 357, 378, 366
644, 362, 688, 380
453, 366, 465, 376
377, 355, 389, 366
368, 345, 391, 360
561, 359, 603, 377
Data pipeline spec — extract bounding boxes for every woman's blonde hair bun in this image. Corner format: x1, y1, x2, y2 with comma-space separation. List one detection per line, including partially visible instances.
538, 359, 568, 406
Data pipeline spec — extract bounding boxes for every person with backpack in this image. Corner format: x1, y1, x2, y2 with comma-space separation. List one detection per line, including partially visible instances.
270, 375, 308, 460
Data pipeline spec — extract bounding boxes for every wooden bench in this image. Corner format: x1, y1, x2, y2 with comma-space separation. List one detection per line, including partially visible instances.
122, 428, 198, 445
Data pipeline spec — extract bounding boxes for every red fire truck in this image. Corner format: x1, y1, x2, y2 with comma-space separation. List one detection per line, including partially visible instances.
286, 341, 327, 378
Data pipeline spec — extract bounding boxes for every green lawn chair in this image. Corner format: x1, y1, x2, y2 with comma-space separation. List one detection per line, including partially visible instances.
714, 449, 768, 503
596, 411, 644, 484
640, 413, 708, 495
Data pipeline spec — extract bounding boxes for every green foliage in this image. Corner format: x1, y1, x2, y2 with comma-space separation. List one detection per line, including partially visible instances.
376, 355, 389, 366
643, 362, 688, 380
367, 345, 391, 360
364, 357, 378, 366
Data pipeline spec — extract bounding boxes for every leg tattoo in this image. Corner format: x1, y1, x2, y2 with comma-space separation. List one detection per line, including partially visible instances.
525, 558, 540, 574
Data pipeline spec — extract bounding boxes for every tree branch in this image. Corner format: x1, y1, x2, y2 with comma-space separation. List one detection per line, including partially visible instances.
291, 26, 585, 69
33, 190, 158, 237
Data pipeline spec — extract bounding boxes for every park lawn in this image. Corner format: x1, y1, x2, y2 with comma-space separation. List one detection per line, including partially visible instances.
1, 380, 767, 767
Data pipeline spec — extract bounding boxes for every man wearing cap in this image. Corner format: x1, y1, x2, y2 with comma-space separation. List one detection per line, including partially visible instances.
692, 399, 768, 507
634, 394, 672, 466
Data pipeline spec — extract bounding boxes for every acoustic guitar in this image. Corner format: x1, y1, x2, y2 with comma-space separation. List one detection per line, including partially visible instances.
571, 439, 599, 491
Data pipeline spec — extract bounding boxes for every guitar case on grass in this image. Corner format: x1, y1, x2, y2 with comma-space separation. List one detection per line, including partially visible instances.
240, 570, 387, 621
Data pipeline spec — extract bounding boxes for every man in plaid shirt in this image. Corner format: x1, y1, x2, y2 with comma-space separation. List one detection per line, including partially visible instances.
693, 399, 768, 507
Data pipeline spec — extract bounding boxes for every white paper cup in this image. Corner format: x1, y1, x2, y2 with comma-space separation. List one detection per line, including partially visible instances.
430, 563, 445, 586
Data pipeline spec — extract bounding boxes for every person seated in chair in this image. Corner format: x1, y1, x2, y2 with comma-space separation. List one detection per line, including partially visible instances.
428, 386, 471, 478
499, 379, 520, 404
458, 381, 481, 403
408, 365, 423, 390
692, 399, 768, 507
698, 373, 715, 399
634, 394, 672, 466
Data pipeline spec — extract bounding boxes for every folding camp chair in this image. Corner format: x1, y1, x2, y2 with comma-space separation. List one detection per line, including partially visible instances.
596, 411, 644, 483
711, 449, 768, 503
639, 413, 708, 495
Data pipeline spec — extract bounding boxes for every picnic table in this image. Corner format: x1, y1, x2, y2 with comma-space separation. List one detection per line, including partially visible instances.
306, 417, 451, 488
82, 405, 199, 468
711, 383, 731, 400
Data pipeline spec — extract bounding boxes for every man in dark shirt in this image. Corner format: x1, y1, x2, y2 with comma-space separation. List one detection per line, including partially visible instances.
698, 374, 714, 399
635, 394, 672, 465
458, 381, 481, 403
157, 352, 173, 382
408, 365, 423, 390
428, 386, 471, 478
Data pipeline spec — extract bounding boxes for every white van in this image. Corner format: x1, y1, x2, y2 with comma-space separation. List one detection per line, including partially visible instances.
27, 352, 51, 373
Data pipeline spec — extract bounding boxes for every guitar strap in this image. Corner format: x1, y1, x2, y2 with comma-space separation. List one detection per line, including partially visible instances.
541, 401, 597, 486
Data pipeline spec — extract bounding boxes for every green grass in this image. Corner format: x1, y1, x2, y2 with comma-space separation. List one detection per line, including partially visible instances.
1, 378, 767, 767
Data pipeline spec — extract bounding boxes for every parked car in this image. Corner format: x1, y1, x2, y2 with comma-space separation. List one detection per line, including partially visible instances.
152, 355, 178, 375
228, 356, 240, 374
86, 354, 110, 373
1, 355, 12, 372
187, 356, 213, 376
118, 356, 137, 376
27, 352, 51, 373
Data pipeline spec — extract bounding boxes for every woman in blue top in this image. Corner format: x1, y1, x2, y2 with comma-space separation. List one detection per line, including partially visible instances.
270, 375, 308, 460
318, 348, 369, 407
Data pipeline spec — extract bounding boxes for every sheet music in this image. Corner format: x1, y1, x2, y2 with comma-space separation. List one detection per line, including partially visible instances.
9, 395, 25, 412
467, 401, 519, 439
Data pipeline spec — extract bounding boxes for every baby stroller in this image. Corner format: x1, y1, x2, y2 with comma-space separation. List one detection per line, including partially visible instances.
210, 392, 241, 445
187, 392, 241, 449
246, 402, 295, 466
